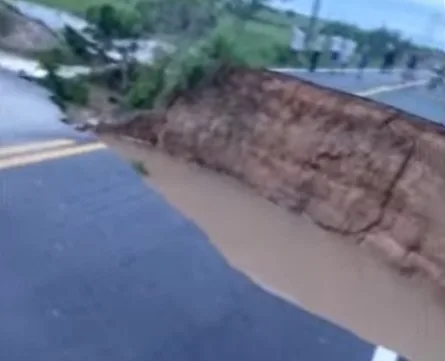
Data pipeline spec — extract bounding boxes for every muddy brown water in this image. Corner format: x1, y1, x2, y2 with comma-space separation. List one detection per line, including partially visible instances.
103, 135, 445, 361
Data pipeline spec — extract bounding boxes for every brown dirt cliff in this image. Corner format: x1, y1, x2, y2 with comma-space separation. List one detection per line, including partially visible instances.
111, 68, 445, 291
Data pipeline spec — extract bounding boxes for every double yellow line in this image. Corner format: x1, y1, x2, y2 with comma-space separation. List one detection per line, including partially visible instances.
0, 139, 106, 171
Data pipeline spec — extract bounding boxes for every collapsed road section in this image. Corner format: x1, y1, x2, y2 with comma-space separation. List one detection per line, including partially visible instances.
108, 67, 445, 293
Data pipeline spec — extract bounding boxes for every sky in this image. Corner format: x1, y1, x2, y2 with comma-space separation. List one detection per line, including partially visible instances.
270, 0, 445, 49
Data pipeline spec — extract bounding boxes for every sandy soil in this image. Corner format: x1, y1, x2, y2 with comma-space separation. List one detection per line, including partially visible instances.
103, 135, 445, 361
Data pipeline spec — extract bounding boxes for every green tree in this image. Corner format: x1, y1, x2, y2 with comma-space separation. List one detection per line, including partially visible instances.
115, 40, 139, 90
38, 48, 89, 108
63, 26, 93, 61
86, 4, 142, 39
125, 0, 270, 110
39, 48, 65, 95
84, 4, 143, 89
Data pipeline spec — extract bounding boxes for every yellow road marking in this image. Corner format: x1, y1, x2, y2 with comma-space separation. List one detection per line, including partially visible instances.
0, 142, 106, 171
0, 139, 76, 158
356, 80, 427, 97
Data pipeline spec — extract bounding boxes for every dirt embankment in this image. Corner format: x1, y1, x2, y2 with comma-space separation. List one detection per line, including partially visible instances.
0, 2, 59, 54
104, 67, 445, 292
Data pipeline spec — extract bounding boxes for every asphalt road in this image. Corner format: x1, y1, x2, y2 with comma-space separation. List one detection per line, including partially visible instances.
277, 68, 444, 125
0, 71, 408, 361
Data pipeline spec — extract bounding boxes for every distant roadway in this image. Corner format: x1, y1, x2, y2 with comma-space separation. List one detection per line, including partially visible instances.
273, 67, 444, 125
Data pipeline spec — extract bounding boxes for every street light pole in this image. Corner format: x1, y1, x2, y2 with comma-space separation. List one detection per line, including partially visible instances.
305, 0, 322, 48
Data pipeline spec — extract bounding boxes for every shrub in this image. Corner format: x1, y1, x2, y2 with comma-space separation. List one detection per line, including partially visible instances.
85, 4, 142, 39
131, 160, 150, 176
64, 79, 89, 105
125, 64, 166, 109
43, 76, 89, 107
124, 26, 263, 110
63, 26, 93, 62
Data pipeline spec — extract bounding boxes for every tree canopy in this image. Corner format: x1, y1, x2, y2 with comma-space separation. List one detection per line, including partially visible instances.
85, 4, 142, 39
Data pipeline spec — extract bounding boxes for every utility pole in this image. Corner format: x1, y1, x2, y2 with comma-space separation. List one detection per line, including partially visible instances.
305, 0, 322, 49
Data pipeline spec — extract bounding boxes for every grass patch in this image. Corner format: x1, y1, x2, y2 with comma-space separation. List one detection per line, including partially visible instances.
211, 16, 294, 68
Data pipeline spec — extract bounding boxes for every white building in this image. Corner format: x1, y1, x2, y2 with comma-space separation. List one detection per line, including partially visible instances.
290, 26, 306, 51
329, 36, 343, 53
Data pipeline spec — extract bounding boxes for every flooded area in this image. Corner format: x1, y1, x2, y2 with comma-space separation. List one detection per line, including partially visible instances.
2, 56, 444, 361
1, 1, 444, 360
103, 135, 445, 361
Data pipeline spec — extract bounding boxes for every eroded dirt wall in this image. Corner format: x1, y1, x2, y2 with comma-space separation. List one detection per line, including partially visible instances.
112, 68, 445, 290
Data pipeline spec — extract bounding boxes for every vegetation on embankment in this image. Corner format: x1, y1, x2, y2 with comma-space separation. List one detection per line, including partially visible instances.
35, 0, 438, 120
22, 0, 433, 58
38, 0, 303, 114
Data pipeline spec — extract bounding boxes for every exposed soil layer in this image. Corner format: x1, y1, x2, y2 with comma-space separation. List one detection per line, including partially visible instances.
102, 67, 445, 293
